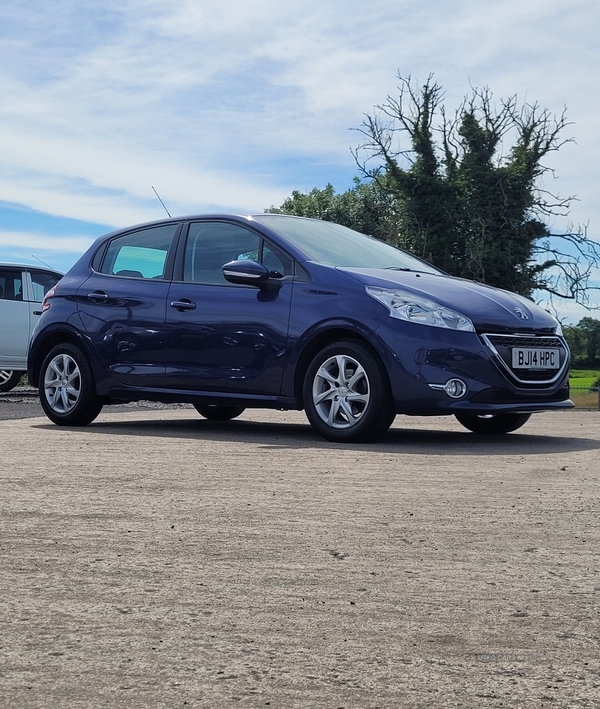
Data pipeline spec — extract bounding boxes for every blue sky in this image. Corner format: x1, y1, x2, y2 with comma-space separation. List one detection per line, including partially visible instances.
1, 0, 598, 321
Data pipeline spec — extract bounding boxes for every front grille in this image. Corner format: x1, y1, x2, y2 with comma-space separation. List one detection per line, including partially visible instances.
485, 335, 564, 349
481, 333, 569, 385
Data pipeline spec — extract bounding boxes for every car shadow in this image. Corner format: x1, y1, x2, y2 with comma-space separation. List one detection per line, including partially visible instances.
30, 413, 600, 456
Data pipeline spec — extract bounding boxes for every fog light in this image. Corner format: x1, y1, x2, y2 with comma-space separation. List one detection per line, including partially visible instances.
444, 379, 467, 398
429, 378, 468, 399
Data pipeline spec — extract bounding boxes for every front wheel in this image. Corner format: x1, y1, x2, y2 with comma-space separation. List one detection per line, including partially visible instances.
455, 412, 532, 434
0, 370, 24, 392
193, 404, 245, 421
303, 340, 395, 443
39, 343, 103, 426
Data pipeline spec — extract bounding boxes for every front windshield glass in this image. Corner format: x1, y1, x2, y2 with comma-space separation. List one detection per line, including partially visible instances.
254, 215, 441, 274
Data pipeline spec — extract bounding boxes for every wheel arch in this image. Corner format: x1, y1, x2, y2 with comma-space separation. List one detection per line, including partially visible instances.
28, 328, 92, 388
293, 327, 392, 409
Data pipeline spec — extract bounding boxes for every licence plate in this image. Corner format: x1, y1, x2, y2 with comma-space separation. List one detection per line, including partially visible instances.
512, 348, 560, 369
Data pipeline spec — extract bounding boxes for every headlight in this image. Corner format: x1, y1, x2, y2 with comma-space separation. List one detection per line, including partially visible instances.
554, 320, 564, 336
366, 286, 475, 332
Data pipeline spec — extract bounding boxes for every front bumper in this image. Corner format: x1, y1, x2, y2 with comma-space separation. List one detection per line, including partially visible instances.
375, 321, 573, 416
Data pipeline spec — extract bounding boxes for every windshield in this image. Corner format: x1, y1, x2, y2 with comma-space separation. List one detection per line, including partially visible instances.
254, 215, 441, 274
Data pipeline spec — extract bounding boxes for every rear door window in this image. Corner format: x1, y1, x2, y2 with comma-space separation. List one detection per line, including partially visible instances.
30, 271, 62, 302
99, 224, 179, 279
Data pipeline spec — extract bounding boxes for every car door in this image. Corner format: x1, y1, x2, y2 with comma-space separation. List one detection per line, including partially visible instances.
165, 220, 293, 395
0, 267, 31, 369
76, 223, 180, 388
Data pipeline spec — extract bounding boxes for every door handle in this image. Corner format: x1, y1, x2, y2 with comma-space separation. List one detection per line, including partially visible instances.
170, 299, 197, 311
87, 291, 109, 303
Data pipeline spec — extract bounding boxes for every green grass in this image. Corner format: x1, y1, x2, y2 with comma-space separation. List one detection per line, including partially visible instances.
569, 369, 600, 409
569, 369, 600, 389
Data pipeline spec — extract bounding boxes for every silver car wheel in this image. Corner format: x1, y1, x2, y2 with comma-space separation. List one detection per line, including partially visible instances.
43, 353, 81, 414
0, 370, 23, 392
312, 354, 371, 429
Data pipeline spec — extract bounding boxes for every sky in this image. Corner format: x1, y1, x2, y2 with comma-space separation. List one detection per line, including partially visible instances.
1, 0, 599, 322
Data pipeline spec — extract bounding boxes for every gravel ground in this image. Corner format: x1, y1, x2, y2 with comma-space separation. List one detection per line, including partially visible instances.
1, 402, 599, 708
0, 386, 193, 420
0, 386, 44, 419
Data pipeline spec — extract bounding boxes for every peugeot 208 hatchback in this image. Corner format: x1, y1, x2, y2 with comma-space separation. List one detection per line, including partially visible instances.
28, 214, 572, 442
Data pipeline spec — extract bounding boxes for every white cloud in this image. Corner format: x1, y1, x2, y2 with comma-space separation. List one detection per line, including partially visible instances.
0, 230, 95, 254
0, 220, 101, 272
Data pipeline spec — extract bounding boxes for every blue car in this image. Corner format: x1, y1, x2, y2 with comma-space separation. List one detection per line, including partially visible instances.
27, 214, 572, 442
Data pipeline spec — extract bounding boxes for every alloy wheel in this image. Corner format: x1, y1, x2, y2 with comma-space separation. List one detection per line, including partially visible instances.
312, 353, 371, 429
43, 353, 82, 414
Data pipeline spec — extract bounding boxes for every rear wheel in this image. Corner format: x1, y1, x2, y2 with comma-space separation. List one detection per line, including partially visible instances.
303, 340, 395, 443
39, 343, 103, 426
193, 404, 245, 421
455, 412, 532, 434
0, 370, 23, 392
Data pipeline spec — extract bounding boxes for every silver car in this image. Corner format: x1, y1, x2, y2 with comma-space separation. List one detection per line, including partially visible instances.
0, 263, 62, 391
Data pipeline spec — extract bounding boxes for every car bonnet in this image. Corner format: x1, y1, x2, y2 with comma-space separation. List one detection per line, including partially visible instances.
339, 267, 559, 333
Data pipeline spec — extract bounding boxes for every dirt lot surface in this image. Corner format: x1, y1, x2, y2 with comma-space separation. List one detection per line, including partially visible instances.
1, 403, 599, 708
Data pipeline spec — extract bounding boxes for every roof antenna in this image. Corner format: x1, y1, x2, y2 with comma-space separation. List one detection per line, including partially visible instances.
152, 186, 172, 217
31, 254, 54, 269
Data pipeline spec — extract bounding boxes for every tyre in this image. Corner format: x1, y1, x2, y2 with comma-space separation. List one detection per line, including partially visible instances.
39, 343, 103, 426
193, 404, 246, 421
455, 412, 532, 434
0, 370, 23, 392
303, 340, 395, 443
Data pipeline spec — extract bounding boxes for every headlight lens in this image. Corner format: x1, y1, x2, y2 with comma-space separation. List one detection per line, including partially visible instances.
366, 286, 475, 332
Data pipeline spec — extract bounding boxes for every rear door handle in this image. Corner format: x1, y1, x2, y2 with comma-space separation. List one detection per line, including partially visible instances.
170, 299, 197, 311
87, 291, 109, 303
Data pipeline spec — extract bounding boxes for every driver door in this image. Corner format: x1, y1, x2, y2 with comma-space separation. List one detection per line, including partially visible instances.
165, 221, 293, 395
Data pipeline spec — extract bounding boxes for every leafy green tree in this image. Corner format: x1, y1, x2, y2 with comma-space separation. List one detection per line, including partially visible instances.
267, 179, 400, 243
563, 318, 600, 367
578, 317, 600, 365
563, 323, 589, 366
352, 74, 600, 303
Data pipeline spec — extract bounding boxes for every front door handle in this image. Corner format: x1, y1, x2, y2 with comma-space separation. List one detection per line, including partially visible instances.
170, 299, 197, 311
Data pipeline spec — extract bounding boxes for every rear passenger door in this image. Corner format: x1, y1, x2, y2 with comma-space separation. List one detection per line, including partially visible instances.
76, 223, 180, 388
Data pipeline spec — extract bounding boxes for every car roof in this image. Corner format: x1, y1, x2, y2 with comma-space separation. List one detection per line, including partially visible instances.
0, 261, 63, 274
97, 213, 319, 235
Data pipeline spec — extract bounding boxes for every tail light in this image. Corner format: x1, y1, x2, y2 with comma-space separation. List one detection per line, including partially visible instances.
41, 286, 56, 312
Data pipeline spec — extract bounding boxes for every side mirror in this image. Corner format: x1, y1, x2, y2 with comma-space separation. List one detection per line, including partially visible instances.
222, 259, 270, 286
